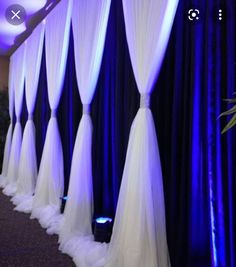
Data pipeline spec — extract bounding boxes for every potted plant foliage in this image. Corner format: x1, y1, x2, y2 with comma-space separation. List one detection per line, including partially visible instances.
219, 93, 236, 134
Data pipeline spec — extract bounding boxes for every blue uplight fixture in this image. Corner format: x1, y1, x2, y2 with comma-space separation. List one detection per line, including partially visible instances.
60, 196, 68, 213
94, 217, 113, 243
96, 217, 112, 224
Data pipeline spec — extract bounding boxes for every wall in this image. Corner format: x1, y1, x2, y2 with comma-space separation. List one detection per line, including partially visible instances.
0, 56, 9, 170
0, 56, 9, 91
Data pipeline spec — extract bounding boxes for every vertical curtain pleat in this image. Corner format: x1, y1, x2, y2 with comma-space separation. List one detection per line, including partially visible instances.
3, 44, 26, 196
105, 1, 178, 267
57, 1, 111, 265
0, 58, 15, 187
31, 0, 72, 229
11, 22, 45, 213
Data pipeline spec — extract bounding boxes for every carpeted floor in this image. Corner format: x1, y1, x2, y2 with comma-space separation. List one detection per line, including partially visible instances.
0, 192, 75, 267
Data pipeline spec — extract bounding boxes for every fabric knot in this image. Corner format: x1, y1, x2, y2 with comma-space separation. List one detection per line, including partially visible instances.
16, 117, 20, 123
83, 104, 90, 115
140, 94, 150, 109
28, 114, 33, 120
51, 109, 57, 118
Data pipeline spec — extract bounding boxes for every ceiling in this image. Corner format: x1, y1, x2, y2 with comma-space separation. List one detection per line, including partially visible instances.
0, 0, 59, 56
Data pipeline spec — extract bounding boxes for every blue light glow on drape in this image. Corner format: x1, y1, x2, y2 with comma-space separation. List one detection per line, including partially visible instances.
225, 2, 236, 266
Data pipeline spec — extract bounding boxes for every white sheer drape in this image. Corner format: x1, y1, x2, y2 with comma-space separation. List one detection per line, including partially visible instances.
12, 23, 45, 213
31, 0, 72, 228
56, 1, 111, 264
0, 57, 15, 187
105, 1, 178, 267
3, 44, 26, 196
59, 0, 111, 244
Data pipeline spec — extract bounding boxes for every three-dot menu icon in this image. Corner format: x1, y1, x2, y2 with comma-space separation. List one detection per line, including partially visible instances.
219, 9, 223, 21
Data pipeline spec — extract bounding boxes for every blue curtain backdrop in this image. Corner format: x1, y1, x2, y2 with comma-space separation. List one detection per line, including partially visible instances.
16, 0, 236, 266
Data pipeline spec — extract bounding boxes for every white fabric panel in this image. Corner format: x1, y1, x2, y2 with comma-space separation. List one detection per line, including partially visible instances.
3, 123, 22, 196
45, 0, 72, 110
0, 124, 13, 187
31, 118, 64, 227
25, 23, 45, 116
0, 57, 15, 187
60, 236, 108, 267
12, 23, 45, 211
122, 0, 178, 94
3, 44, 26, 196
59, 115, 93, 243
31, 0, 72, 227
105, 1, 178, 267
106, 109, 170, 267
59, 0, 111, 254
13, 45, 26, 119
72, 0, 111, 104
12, 120, 37, 206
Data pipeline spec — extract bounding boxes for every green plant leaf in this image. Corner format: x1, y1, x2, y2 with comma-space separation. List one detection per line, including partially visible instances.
222, 113, 236, 134
218, 105, 236, 118
223, 98, 236, 103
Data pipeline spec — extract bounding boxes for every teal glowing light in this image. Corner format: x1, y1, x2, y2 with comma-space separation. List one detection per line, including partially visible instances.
96, 217, 112, 224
